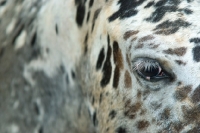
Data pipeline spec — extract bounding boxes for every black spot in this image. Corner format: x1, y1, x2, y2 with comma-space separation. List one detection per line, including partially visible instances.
101, 35, 112, 87
174, 85, 191, 101
46, 48, 49, 53
187, 0, 194, 3
93, 112, 98, 126
66, 73, 69, 84
31, 46, 41, 60
154, 19, 190, 35
34, 102, 40, 115
60, 65, 65, 73
190, 38, 200, 44
116, 127, 127, 133
76, 3, 85, 27
89, 0, 94, 7
91, 8, 101, 32
93, 8, 101, 21
191, 85, 200, 103
144, 1, 154, 8
55, 24, 58, 35
108, 0, 145, 22
86, 11, 90, 22
182, 8, 193, 14
99, 93, 103, 103
0, 0, 6, 6
146, 0, 180, 23
106, 128, 109, 132
38, 126, 43, 133
193, 46, 200, 62
75, 0, 81, 5
109, 110, 117, 119
75, 0, 87, 6
92, 96, 95, 105
154, 0, 167, 7
0, 47, 5, 58
96, 48, 105, 70
31, 32, 37, 47
84, 33, 88, 54
71, 70, 76, 79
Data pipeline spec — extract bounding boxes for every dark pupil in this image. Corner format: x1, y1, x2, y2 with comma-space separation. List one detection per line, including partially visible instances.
140, 67, 159, 77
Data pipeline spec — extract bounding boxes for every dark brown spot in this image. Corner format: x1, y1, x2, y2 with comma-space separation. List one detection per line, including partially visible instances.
137, 90, 142, 99
138, 35, 154, 43
113, 66, 120, 88
123, 30, 139, 40
140, 109, 146, 115
154, 19, 190, 35
187, 125, 200, 133
91, 8, 101, 32
113, 41, 124, 69
135, 43, 144, 49
182, 105, 200, 122
160, 108, 171, 120
137, 120, 149, 130
163, 47, 187, 56
131, 37, 137, 42
174, 85, 192, 101
143, 90, 150, 97
124, 70, 132, 88
151, 44, 160, 49
171, 122, 184, 132
124, 100, 141, 119
175, 60, 186, 65
126, 53, 131, 69
109, 110, 117, 120
191, 85, 200, 103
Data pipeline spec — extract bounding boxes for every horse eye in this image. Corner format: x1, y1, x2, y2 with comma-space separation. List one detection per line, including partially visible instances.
138, 66, 160, 77
134, 58, 170, 82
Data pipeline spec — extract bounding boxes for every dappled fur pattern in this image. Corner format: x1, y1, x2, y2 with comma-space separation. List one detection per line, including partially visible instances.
1, 0, 200, 133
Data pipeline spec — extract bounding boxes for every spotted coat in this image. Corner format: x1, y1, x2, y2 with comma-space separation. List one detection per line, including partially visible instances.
2, 0, 200, 133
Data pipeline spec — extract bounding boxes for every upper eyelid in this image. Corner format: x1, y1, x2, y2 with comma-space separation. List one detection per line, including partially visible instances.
132, 58, 161, 71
